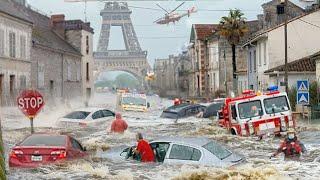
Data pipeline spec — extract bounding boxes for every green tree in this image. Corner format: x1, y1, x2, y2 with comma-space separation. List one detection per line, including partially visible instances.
0, 119, 6, 180
218, 9, 248, 95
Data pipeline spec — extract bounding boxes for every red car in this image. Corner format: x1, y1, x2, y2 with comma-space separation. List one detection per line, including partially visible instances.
9, 133, 87, 168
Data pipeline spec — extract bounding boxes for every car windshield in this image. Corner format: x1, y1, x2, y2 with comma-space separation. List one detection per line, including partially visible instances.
21, 135, 66, 147
63, 111, 90, 119
203, 141, 231, 160
264, 95, 290, 114
238, 100, 263, 119
122, 97, 146, 106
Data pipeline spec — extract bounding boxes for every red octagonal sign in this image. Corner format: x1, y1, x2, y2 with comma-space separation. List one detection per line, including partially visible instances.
17, 90, 45, 118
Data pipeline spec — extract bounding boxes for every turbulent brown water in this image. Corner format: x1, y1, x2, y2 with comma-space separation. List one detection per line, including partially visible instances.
1, 93, 320, 180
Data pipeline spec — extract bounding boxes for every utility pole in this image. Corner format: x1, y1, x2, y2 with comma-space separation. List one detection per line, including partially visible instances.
205, 39, 210, 98
283, 0, 289, 93
224, 49, 227, 95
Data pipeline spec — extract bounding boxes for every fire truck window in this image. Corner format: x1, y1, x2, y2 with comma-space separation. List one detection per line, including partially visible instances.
231, 105, 237, 120
238, 100, 263, 119
264, 96, 290, 114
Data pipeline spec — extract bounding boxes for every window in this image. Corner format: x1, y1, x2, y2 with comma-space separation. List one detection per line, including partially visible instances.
63, 111, 90, 119
9, 32, 16, 58
169, 144, 201, 161
92, 111, 103, 119
203, 141, 231, 160
86, 62, 89, 81
67, 61, 71, 81
71, 138, 83, 151
0, 29, 4, 56
38, 63, 44, 88
264, 96, 290, 114
238, 100, 263, 119
20, 75, 26, 89
102, 110, 114, 117
21, 135, 66, 147
76, 62, 81, 81
263, 42, 267, 65
253, 50, 257, 72
86, 35, 89, 55
20, 35, 26, 59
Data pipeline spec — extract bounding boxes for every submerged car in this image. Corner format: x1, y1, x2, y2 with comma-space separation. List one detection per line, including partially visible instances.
9, 133, 87, 168
56, 107, 115, 127
160, 103, 206, 119
120, 137, 244, 167
202, 102, 224, 118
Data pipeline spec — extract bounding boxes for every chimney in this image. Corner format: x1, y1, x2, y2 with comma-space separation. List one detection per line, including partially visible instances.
50, 14, 66, 39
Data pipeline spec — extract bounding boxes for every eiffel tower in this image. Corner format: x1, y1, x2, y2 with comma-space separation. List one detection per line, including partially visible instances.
94, 2, 150, 84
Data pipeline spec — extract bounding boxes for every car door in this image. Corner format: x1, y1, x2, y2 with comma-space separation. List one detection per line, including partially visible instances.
150, 142, 170, 163
70, 137, 86, 158
91, 110, 104, 126
164, 143, 202, 165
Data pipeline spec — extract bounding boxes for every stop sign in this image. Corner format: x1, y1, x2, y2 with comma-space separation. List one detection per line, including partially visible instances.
17, 90, 45, 117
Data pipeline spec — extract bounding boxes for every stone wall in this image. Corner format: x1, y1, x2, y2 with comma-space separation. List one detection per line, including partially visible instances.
30, 46, 82, 106
0, 13, 32, 106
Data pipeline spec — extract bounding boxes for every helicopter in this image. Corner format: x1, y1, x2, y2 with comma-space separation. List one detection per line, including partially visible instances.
154, 2, 197, 25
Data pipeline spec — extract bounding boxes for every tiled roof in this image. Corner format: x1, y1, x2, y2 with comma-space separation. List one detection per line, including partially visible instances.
264, 52, 320, 73
0, 0, 32, 23
4, 2, 81, 56
193, 24, 218, 40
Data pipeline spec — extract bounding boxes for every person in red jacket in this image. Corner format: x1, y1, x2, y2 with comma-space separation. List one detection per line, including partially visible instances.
111, 113, 128, 133
134, 132, 155, 162
270, 128, 306, 161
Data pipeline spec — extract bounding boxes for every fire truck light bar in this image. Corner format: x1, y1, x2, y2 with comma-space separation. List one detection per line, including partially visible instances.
267, 85, 278, 91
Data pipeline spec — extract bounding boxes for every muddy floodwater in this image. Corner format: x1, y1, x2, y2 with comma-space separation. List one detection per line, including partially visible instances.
1, 92, 320, 180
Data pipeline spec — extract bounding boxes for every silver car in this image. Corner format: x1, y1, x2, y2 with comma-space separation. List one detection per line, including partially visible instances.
121, 137, 244, 167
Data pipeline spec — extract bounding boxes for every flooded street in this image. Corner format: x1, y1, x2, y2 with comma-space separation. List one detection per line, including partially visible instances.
2, 92, 320, 180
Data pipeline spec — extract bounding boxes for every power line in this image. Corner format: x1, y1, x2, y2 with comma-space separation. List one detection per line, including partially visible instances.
298, 18, 320, 30
137, 36, 188, 39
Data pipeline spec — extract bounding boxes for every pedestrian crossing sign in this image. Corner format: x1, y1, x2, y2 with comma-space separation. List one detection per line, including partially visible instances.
297, 92, 309, 105
297, 80, 309, 91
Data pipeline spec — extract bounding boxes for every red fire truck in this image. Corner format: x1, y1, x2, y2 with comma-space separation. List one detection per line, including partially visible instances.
218, 86, 295, 136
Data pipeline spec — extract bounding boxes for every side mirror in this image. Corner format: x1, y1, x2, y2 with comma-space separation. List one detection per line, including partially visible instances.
147, 102, 150, 108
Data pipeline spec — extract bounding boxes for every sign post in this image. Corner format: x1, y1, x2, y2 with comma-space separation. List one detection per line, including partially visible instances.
297, 80, 309, 120
17, 90, 45, 134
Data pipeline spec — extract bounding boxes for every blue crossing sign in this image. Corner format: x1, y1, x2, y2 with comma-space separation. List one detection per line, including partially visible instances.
297, 80, 309, 105
297, 80, 309, 91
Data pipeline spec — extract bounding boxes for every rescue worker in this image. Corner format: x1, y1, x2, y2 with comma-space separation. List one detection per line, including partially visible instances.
174, 98, 181, 106
270, 128, 306, 160
133, 132, 155, 162
251, 105, 259, 116
110, 113, 128, 133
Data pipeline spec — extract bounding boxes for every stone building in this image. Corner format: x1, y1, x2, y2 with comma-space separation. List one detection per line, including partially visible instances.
153, 52, 191, 97
0, 0, 33, 106
189, 21, 260, 97
64, 19, 94, 104
26, 10, 83, 105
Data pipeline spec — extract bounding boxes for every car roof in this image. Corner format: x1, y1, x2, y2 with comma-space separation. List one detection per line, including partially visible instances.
74, 107, 107, 112
151, 137, 212, 147
165, 103, 204, 112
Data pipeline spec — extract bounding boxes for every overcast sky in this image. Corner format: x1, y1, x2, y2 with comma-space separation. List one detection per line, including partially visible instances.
27, 0, 309, 67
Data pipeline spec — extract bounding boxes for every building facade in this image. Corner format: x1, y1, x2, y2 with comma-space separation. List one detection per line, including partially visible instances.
65, 20, 94, 104
244, 9, 320, 91
0, 0, 33, 106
